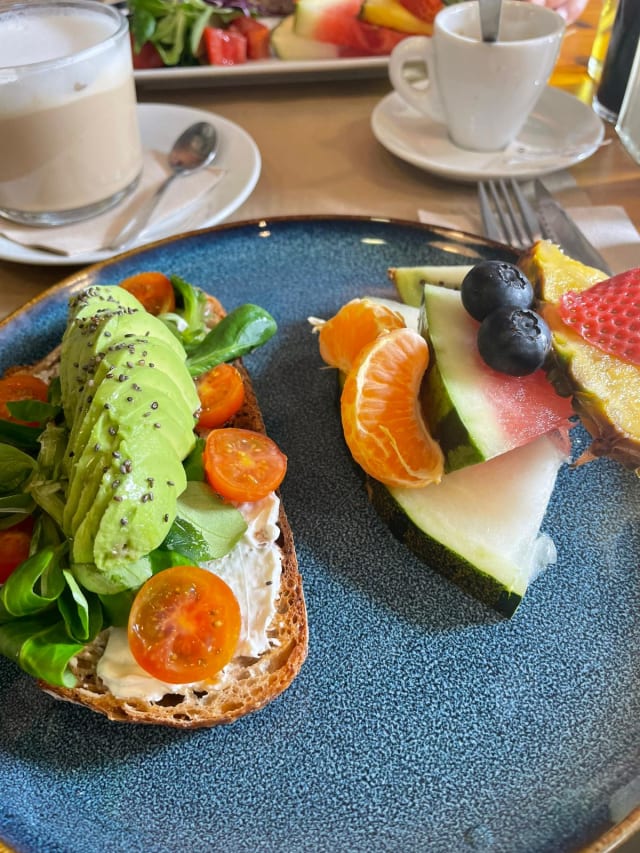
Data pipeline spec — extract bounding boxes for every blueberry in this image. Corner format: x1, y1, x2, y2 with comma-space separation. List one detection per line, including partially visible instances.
477, 307, 552, 376
461, 260, 535, 321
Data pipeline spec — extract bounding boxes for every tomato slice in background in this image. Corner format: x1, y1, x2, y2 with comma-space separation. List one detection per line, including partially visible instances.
128, 565, 241, 683
196, 363, 246, 431
204, 428, 287, 503
0, 517, 34, 583
0, 374, 49, 424
119, 272, 176, 315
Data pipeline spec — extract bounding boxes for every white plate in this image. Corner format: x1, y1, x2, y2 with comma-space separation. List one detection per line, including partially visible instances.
0, 102, 261, 266
371, 85, 605, 183
133, 18, 387, 88
135, 55, 388, 87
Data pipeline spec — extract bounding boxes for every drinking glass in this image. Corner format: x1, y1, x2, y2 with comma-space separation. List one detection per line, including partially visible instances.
0, 1, 143, 226
615, 38, 640, 163
588, 0, 619, 83
592, 0, 640, 124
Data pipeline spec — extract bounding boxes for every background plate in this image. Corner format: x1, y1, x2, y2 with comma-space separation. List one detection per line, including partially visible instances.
133, 18, 388, 88
0, 217, 639, 853
0, 103, 261, 267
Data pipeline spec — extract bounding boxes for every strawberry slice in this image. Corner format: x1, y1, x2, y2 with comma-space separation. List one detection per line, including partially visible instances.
558, 268, 640, 365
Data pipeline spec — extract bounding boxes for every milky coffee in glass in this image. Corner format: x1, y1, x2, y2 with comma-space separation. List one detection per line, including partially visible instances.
0, 1, 143, 226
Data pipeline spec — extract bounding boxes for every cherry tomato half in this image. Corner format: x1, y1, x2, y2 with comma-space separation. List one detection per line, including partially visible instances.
0, 374, 49, 424
128, 565, 241, 683
0, 517, 34, 583
119, 272, 176, 316
196, 363, 245, 431
204, 427, 287, 503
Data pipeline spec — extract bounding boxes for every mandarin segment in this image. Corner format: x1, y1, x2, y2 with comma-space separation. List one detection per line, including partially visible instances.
316, 298, 406, 373
340, 327, 444, 488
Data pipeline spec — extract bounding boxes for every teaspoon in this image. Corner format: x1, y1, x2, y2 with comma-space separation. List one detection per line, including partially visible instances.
106, 121, 219, 252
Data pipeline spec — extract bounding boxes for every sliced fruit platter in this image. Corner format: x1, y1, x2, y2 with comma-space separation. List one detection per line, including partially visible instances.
312, 238, 640, 616
126, 0, 444, 80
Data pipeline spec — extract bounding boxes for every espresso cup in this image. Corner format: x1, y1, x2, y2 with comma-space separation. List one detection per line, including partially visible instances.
0, 0, 143, 227
388, 0, 565, 152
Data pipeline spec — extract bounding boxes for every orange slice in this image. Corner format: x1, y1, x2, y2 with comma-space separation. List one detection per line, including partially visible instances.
341, 327, 444, 488
315, 298, 406, 373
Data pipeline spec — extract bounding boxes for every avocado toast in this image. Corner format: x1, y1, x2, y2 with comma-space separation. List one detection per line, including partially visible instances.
0, 278, 307, 728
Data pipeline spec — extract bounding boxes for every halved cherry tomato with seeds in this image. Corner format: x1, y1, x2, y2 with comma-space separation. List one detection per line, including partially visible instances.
119, 272, 176, 315
128, 565, 241, 683
0, 517, 34, 583
196, 363, 245, 430
204, 428, 287, 503
0, 374, 49, 424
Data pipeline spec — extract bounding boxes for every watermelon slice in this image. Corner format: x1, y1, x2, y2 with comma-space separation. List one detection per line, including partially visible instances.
294, 0, 411, 54
422, 285, 574, 472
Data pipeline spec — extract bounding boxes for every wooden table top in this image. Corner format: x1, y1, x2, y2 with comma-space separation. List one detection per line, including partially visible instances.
1, 0, 638, 320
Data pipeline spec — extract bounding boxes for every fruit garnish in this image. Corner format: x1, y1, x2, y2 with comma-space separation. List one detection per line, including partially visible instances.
461, 261, 534, 321
340, 327, 444, 488
477, 307, 552, 376
558, 269, 640, 366
128, 565, 241, 683
204, 427, 287, 503
314, 298, 406, 373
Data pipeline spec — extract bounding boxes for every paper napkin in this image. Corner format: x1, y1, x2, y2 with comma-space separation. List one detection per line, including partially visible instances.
418, 194, 640, 275
0, 149, 225, 257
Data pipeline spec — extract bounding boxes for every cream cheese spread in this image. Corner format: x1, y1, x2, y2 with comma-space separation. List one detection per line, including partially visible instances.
96, 492, 282, 700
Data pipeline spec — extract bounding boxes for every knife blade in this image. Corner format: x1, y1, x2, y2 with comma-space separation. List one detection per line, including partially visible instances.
533, 179, 613, 276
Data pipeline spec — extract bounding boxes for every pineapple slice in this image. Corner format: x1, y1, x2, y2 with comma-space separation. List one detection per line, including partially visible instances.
520, 240, 640, 471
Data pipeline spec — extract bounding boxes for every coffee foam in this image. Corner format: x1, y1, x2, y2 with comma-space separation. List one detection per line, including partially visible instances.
0, 7, 129, 115
0, 7, 116, 67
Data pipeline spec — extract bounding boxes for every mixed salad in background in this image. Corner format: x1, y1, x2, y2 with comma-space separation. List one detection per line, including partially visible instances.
126, 0, 447, 69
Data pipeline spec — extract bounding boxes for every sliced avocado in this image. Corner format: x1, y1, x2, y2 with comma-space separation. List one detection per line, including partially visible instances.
60, 287, 202, 593
60, 286, 185, 417
71, 431, 186, 588
91, 434, 187, 584
67, 336, 197, 428
368, 432, 567, 617
63, 408, 121, 532
66, 369, 197, 465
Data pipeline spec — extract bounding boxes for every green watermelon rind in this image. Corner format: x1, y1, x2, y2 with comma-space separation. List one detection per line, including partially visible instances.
367, 478, 522, 617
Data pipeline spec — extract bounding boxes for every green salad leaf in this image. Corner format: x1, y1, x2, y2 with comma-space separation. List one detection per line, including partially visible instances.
186, 304, 277, 377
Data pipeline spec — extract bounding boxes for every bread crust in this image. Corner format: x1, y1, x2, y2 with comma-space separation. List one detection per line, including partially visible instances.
16, 316, 308, 727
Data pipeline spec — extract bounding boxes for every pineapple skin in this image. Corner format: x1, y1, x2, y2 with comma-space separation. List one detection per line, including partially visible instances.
520, 241, 640, 473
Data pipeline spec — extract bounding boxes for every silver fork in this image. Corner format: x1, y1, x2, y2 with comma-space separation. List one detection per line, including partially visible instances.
478, 179, 544, 250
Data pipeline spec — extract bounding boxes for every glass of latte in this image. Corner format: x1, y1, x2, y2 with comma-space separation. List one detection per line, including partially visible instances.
0, 1, 143, 226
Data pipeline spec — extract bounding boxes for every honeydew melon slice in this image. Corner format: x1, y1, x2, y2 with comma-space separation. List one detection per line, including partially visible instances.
422, 284, 574, 472
368, 431, 568, 616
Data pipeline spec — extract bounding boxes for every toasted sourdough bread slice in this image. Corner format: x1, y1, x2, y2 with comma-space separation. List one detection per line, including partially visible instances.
13, 309, 308, 728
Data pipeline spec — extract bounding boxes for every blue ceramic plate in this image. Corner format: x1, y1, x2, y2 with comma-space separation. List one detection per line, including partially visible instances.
1, 217, 639, 853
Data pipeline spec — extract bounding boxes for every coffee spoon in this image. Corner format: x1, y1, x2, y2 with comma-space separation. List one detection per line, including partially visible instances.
106, 120, 219, 252
478, 0, 502, 41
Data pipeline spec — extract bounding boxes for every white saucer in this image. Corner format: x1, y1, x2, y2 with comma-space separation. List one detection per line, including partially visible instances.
0, 103, 261, 266
371, 85, 605, 183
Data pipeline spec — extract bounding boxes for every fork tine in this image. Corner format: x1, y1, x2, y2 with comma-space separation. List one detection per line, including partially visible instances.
478, 181, 502, 243
507, 179, 539, 245
477, 179, 541, 250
